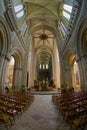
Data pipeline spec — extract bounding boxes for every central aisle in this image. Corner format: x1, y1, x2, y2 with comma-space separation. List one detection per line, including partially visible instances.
10, 95, 69, 130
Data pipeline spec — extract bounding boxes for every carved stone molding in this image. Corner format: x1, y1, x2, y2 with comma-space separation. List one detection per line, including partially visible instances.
64, 0, 83, 45
5, 55, 10, 61
4, 0, 18, 31
3, 0, 25, 47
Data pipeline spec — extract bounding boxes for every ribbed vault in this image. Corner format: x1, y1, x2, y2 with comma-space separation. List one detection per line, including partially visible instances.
23, 0, 73, 83
33, 29, 54, 66
22, 0, 75, 86
11, 0, 79, 67
24, 0, 63, 65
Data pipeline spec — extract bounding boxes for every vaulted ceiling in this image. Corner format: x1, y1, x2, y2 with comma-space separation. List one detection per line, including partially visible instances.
24, 0, 62, 65
24, 0, 62, 29
33, 29, 54, 65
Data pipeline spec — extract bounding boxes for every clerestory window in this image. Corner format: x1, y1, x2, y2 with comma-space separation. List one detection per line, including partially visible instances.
14, 4, 25, 19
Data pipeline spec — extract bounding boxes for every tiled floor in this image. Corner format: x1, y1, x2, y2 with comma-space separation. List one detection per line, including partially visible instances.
1, 94, 70, 130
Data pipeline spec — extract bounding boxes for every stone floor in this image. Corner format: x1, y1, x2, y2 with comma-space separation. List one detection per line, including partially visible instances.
1, 94, 70, 130
0, 92, 86, 130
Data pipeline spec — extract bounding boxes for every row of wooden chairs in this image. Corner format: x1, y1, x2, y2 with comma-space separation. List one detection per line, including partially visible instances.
52, 91, 87, 130
0, 91, 34, 130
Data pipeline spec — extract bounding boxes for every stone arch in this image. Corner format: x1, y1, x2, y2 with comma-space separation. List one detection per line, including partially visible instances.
76, 17, 87, 91
2, 47, 23, 92
77, 16, 87, 57
8, 47, 23, 91
29, 24, 62, 52
0, 17, 10, 55
29, 24, 57, 36
10, 47, 23, 69
63, 49, 76, 88
63, 48, 75, 68
0, 17, 11, 91
68, 53, 81, 90
66, 51, 80, 90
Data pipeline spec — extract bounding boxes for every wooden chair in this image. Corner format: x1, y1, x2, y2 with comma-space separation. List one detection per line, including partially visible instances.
70, 114, 87, 130
0, 110, 12, 130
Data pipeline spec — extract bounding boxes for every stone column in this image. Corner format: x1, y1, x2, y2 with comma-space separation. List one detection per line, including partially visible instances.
33, 56, 37, 81
59, 57, 66, 87
71, 66, 76, 88
13, 67, 22, 91
22, 36, 32, 89
0, 54, 5, 79
30, 51, 35, 87
28, 48, 35, 88
52, 55, 55, 81
54, 49, 60, 88
22, 53, 28, 88
77, 55, 87, 91
64, 67, 72, 88
52, 53, 58, 88
0, 54, 10, 92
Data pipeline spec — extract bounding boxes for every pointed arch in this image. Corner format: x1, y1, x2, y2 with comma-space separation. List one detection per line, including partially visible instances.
0, 16, 11, 55
76, 16, 87, 91
77, 16, 87, 57
9, 47, 24, 69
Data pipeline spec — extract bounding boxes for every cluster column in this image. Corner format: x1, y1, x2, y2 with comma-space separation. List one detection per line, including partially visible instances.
77, 55, 87, 91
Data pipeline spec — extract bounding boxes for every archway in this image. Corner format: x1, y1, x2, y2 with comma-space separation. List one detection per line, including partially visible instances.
64, 50, 81, 91
69, 54, 81, 91
3, 48, 23, 92
4, 56, 15, 91
73, 61, 80, 91
76, 18, 87, 91
11, 50, 23, 91
0, 17, 10, 91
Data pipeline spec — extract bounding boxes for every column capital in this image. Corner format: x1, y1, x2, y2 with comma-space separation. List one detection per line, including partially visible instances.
5, 55, 10, 61
1, 53, 10, 61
